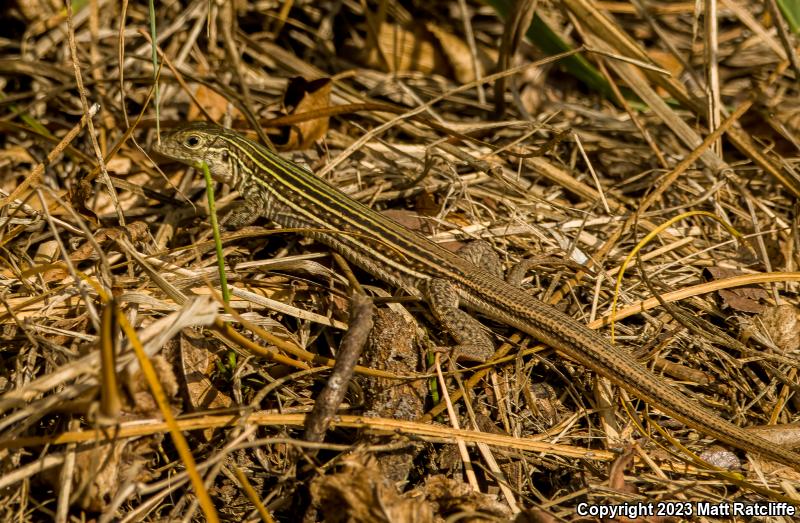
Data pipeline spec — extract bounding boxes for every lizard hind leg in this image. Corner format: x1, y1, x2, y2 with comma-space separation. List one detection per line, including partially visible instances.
425, 278, 495, 363
459, 241, 553, 289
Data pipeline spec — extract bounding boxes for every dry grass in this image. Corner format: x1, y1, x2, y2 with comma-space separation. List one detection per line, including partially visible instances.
1, 0, 800, 521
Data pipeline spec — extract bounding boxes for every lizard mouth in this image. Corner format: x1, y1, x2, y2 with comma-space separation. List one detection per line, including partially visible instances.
150, 134, 193, 164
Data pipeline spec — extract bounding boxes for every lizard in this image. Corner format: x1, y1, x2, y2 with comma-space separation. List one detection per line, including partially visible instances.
153, 121, 800, 471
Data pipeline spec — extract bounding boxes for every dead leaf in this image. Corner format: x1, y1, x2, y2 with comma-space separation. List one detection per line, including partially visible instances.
425, 23, 496, 84
420, 475, 511, 518
607, 446, 637, 493
705, 267, 769, 313
124, 354, 179, 415
604, 449, 667, 522
188, 82, 244, 123
67, 178, 99, 225
106, 156, 131, 175
179, 329, 233, 440
755, 304, 800, 353
310, 455, 435, 523
414, 190, 440, 217
717, 289, 765, 313
362, 23, 449, 77
0, 145, 33, 166
279, 77, 332, 150
40, 438, 152, 511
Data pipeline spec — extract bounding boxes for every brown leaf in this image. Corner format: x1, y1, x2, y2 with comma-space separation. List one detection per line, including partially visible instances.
310, 456, 435, 523
716, 289, 766, 313
425, 23, 496, 84
755, 304, 800, 352
414, 190, 440, 217
361, 23, 449, 77
356, 21, 495, 84
40, 439, 152, 511
67, 178, 99, 225
604, 449, 669, 522
187, 83, 244, 123
179, 329, 233, 412
280, 77, 332, 150
704, 267, 769, 313
0, 144, 33, 166
41, 441, 126, 511
421, 475, 511, 518
124, 354, 179, 416
607, 446, 637, 492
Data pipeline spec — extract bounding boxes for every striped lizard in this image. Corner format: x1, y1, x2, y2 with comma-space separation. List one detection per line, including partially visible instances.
154, 122, 800, 470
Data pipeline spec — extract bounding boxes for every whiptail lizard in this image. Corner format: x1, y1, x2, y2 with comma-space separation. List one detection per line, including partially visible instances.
154, 122, 800, 470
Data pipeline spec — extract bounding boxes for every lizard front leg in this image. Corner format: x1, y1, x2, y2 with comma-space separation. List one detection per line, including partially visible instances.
223, 190, 294, 229
221, 197, 264, 229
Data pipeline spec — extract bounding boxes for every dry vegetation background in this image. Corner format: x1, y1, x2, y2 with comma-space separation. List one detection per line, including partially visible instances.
2, 0, 800, 521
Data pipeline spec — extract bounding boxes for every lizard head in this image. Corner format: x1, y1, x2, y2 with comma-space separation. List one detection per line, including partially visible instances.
153, 122, 240, 187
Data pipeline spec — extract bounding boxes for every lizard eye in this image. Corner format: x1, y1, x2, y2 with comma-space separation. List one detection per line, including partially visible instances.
184, 134, 201, 148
